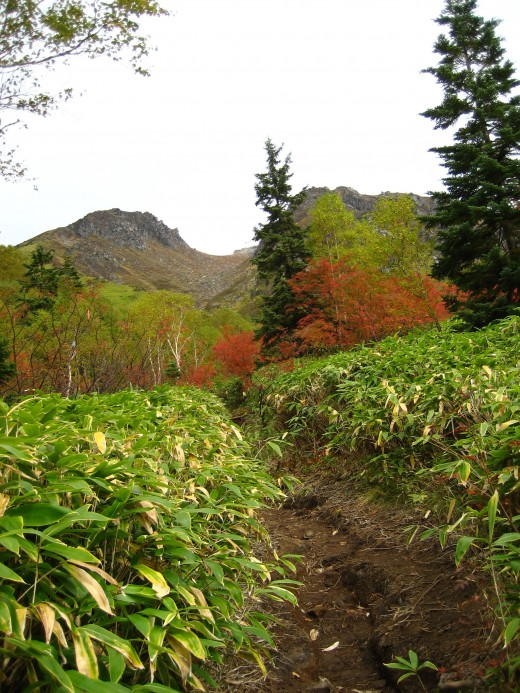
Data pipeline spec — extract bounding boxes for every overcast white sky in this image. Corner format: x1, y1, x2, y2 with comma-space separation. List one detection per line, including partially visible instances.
1, 0, 519, 255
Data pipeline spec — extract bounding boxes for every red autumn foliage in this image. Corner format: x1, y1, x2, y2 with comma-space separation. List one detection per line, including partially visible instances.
286, 257, 453, 355
212, 327, 261, 385
179, 362, 218, 388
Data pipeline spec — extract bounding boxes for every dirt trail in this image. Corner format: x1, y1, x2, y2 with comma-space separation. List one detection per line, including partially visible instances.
225, 482, 502, 692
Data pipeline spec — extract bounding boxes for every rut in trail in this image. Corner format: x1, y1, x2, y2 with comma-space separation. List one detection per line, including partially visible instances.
223, 482, 498, 693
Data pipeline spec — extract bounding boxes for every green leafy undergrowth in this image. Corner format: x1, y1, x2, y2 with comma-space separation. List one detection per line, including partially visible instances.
0, 386, 297, 691
252, 315, 520, 665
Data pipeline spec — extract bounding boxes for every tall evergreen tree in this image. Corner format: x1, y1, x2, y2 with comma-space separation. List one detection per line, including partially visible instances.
253, 139, 309, 351
422, 0, 520, 327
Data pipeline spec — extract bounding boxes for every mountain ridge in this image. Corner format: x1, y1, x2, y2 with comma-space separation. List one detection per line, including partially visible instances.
18, 187, 433, 311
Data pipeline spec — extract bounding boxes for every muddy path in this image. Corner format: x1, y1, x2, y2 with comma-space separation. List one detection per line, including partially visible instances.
223, 481, 503, 692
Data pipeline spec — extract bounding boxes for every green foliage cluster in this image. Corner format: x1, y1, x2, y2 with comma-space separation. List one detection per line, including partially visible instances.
0, 245, 258, 397
0, 386, 297, 691
19, 245, 83, 315
252, 316, 520, 666
1, 0, 168, 178
308, 192, 434, 280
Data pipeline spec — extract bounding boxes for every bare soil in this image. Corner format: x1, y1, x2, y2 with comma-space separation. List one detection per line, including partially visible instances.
223, 480, 508, 693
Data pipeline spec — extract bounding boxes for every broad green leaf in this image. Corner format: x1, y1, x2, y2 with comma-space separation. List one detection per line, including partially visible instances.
0, 562, 25, 583
174, 510, 192, 529
68, 670, 130, 693
0, 444, 34, 462
493, 533, 520, 546
205, 559, 224, 585
128, 613, 151, 638
0, 535, 20, 554
41, 540, 100, 564
259, 584, 298, 604
408, 650, 418, 668
421, 661, 438, 670
167, 627, 206, 660
80, 624, 144, 669
267, 440, 282, 458
5, 503, 71, 527
246, 624, 275, 646
0, 515, 23, 534
108, 648, 126, 683
134, 564, 170, 599
455, 535, 477, 566
18, 645, 75, 693
504, 618, 520, 646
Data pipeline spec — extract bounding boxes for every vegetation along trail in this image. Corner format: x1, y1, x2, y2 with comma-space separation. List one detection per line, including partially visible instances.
232, 483, 493, 693
0, 0, 519, 691
227, 314, 520, 692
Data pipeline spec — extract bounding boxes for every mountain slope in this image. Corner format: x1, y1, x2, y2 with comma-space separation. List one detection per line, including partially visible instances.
18, 188, 434, 309
21, 209, 255, 308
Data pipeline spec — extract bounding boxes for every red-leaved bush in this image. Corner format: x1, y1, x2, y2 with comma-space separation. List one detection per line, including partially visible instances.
286, 257, 453, 355
213, 328, 260, 386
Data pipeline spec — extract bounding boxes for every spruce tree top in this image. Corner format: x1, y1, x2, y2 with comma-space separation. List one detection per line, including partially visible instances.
253, 139, 308, 281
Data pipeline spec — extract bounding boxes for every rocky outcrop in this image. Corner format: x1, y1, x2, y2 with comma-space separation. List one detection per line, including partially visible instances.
66, 209, 190, 251
21, 210, 252, 308
295, 186, 434, 226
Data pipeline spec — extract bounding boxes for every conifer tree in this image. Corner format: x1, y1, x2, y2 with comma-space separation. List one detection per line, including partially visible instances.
253, 139, 309, 351
18, 245, 82, 315
422, 0, 520, 326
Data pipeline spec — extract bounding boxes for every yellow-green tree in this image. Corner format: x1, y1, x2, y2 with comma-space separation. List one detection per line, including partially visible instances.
361, 195, 445, 328
128, 292, 218, 386
307, 192, 361, 262
361, 195, 434, 277
0, 245, 25, 286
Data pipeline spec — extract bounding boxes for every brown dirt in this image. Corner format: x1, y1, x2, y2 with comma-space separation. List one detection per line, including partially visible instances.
222, 480, 507, 693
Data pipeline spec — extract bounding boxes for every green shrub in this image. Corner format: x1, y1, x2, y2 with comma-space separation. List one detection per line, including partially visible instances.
0, 386, 297, 691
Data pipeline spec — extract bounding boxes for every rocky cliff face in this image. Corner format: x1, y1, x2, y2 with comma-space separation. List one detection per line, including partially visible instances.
65, 209, 190, 251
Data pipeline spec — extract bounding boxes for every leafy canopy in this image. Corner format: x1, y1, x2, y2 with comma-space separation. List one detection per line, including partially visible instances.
307, 191, 359, 262
0, 0, 168, 178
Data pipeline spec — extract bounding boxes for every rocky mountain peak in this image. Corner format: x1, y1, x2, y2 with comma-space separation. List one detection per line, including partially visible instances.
70, 209, 189, 251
